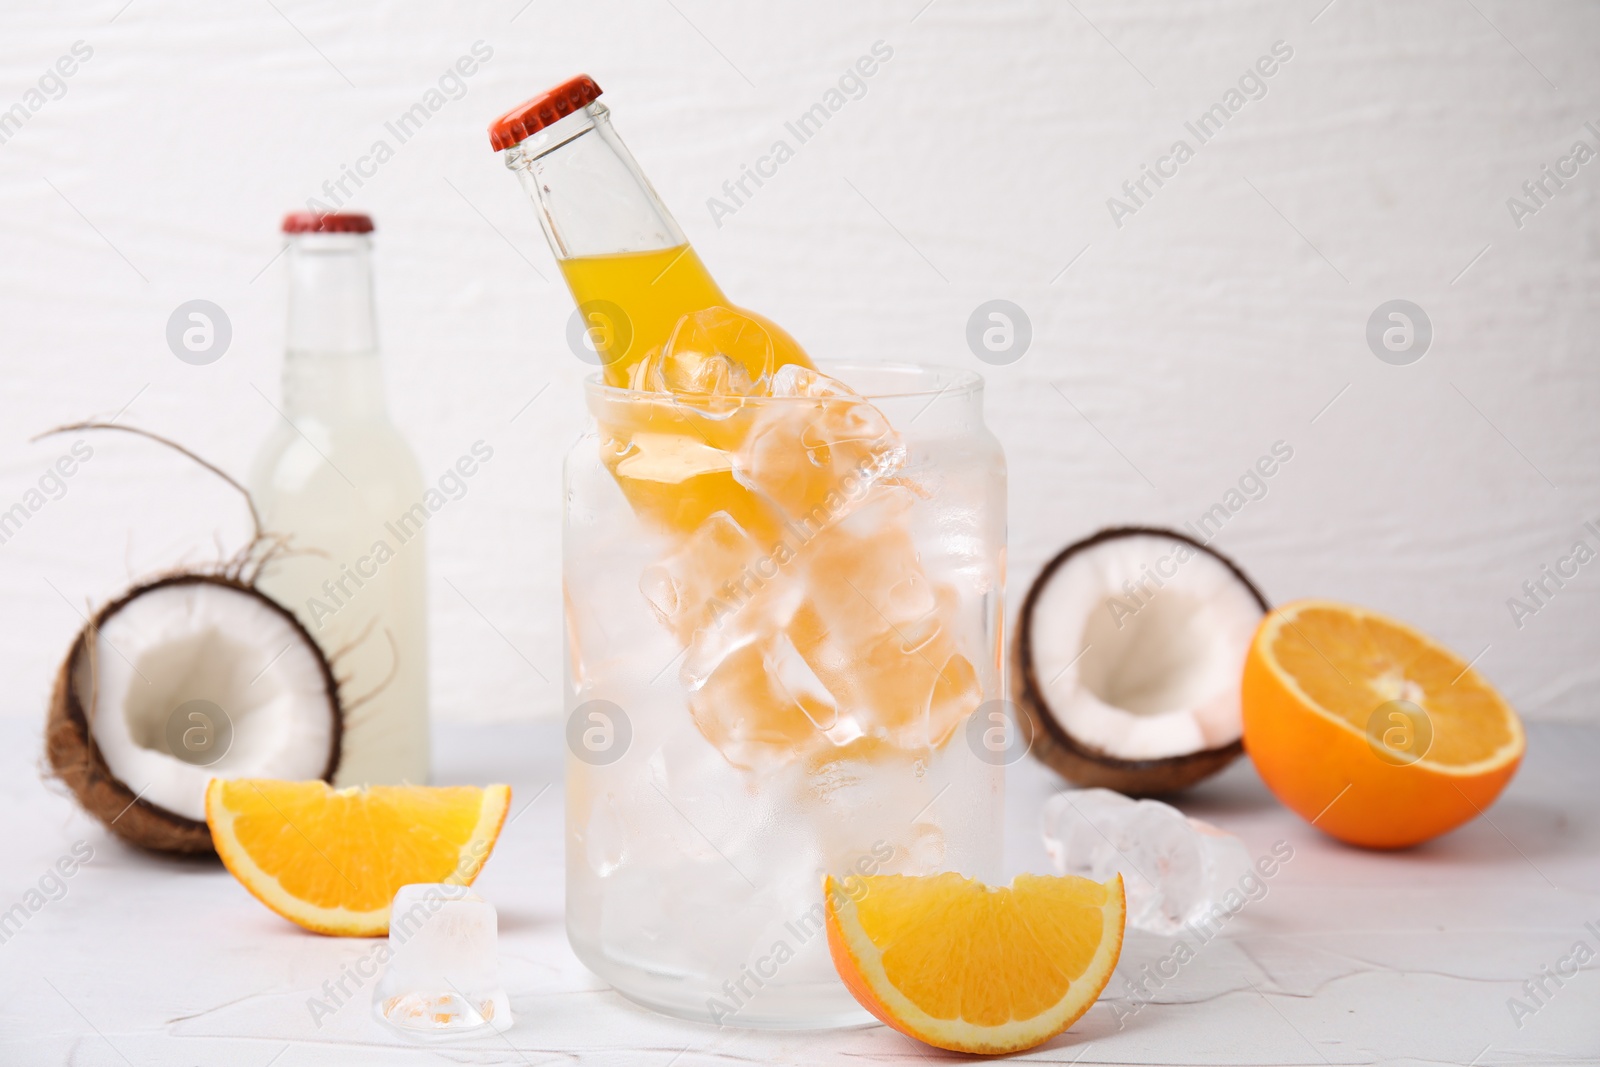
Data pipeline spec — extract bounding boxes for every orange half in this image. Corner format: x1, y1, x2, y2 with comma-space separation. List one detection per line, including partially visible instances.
1243, 599, 1524, 848
826, 872, 1124, 1055
206, 779, 510, 936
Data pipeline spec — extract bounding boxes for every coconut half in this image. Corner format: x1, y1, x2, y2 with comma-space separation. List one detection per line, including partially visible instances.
48, 574, 341, 853
1014, 526, 1267, 795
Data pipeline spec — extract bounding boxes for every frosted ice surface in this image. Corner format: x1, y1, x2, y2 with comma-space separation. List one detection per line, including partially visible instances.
1042, 788, 1251, 935
374, 885, 511, 1036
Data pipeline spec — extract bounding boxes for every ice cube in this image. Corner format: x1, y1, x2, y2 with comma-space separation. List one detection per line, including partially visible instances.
1041, 789, 1252, 935
800, 592, 979, 752
616, 354, 981, 773
675, 492, 982, 768
790, 491, 935, 650
738, 366, 904, 528
632, 306, 778, 396
586, 384, 775, 537
767, 363, 855, 399
373, 884, 511, 1037
784, 494, 981, 751
764, 629, 840, 734
640, 511, 768, 640
598, 312, 903, 543
657, 508, 812, 697
685, 633, 834, 770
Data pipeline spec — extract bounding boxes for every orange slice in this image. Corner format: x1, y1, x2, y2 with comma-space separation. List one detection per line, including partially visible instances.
825, 872, 1124, 1055
206, 780, 510, 936
1242, 599, 1524, 849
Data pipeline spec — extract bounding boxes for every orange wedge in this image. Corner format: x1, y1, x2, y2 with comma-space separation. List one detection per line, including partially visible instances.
825, 872, 1124, 1055
206, 779, 510, 936
1243, 599, 1524, 849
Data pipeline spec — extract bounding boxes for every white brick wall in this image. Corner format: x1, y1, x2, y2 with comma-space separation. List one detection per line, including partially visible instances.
0, 0, 1595, 723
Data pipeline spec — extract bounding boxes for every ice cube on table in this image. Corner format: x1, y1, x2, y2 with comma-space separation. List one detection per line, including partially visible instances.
373, 884, 511, 1038
1041, 788, 1251, 935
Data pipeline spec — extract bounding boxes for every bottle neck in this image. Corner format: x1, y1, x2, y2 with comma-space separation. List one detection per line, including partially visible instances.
283, 233, 387, 422
502, 102, 690, 260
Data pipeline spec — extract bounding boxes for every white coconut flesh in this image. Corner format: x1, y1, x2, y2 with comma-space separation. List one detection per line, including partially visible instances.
1030, 533, 1264, 761
80, 581, 336, 822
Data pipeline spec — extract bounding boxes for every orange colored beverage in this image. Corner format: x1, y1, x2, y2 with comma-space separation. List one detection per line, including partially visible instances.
558, 244, 811, 387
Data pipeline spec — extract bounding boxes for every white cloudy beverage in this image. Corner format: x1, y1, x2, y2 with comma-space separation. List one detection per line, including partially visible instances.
251, 212, 429, 786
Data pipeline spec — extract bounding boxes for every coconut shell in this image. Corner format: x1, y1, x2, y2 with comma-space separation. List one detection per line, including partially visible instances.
46, 573, 342, 855
1014, 525, 1267, 797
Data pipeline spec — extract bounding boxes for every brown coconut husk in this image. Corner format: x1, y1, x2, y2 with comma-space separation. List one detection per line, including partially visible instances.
36, 423, 345, 855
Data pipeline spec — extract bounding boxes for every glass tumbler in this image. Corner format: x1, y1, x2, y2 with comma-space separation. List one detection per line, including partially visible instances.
562, 362, 1006, 1029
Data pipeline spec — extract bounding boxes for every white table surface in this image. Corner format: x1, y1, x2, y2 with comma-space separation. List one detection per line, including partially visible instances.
3, 716, 1597, 1066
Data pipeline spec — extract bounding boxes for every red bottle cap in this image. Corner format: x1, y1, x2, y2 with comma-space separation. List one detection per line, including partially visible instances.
488, 75, 603, 151
282, 211, 374, 234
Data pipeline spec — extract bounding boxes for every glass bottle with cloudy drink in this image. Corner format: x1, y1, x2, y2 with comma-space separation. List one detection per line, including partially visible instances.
251, 212, 429, 786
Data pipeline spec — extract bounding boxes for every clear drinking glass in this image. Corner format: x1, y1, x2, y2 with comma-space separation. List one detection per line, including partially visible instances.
563, 362, 1006, 1028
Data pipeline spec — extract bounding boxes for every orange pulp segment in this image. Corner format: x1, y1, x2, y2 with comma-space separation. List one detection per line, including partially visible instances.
206, 779, 510, 936
825, 872, 1125, 1054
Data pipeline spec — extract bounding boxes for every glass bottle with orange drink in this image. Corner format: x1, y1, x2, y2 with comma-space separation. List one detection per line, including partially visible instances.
492, 76, 1006, 1028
